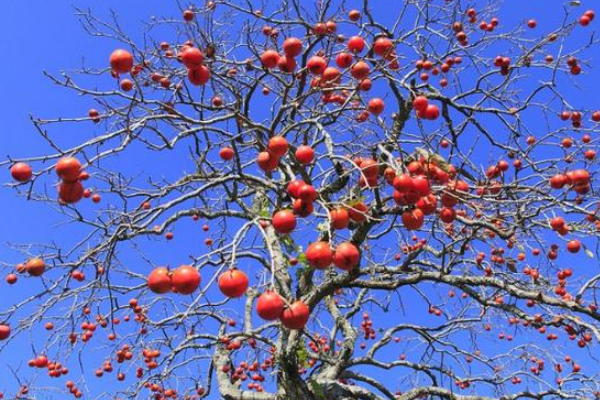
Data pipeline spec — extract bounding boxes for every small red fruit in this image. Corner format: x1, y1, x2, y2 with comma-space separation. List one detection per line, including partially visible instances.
402, 208, 425, 230
347, 36, 365, 53
283, 37, 303, 57
307, 56, 328, 75
26, 258, 46, 277
10, 162, 32, 182
367, 98, 384, 115
287, 180, 306, 198
422, 104, 440, 120
330, 208, 350, 230
109, 49, 134, 74
5, 274, 17, 284
567, 240, 581, 254
278, 56, 297, 73
281, 300, 310, 330
257, 151, 279, 172
180, 47, 204, 68
188, 66, 210, 86
373, 37, 393, 57
219, 147, 234, 161
148, 267, 172, 294
440, 207, 456, 223
322, 67, 341, 83
298, 184, 317, 202
295, 145, 315, 165
171, 265, 201, 295
268, 136, 289, 158
336, 53, 353, 68
306, 241, 333, 269
272, 210, 297, 234
348, 202, 368, 223
218, 269, 249, 298
120, 79, 134, 92
412, 176, 431, 196
55, 157, 82, 182
333, 242, 360, 270
348, 10, 361, 21
393, 174, 414, 193
351, 61, 370, 80
58, 181, 84, 204
413, 96, 429, 112
260, 50, 280, 69
0, 325, 10, 340
183, 9, 195, 21
256, 291, 285, 321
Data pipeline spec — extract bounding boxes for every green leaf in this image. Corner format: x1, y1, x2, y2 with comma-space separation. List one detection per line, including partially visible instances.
414, 148, 451, 173
281, 234, 297, 253
297, 252, 308, 267
250, 194, 270, 218
431, 154, 450, 172
295, 253, 311, 278
347, 196, 366, 207
296, 341, 309, 368
309, 380, 327, 400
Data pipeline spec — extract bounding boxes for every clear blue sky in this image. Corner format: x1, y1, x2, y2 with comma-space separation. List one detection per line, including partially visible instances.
1, 1, 599, 399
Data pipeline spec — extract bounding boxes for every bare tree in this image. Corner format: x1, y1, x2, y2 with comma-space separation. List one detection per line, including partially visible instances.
3, 1, 600, 400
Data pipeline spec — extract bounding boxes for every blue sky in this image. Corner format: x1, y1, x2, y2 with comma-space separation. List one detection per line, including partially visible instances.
1, 1, 600, 399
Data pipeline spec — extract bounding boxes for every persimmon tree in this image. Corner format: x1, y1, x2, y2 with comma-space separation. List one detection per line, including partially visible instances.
3, 1, 600, 399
